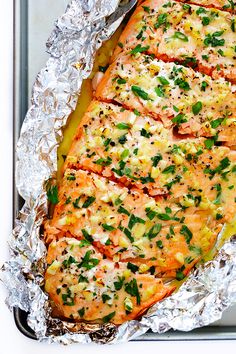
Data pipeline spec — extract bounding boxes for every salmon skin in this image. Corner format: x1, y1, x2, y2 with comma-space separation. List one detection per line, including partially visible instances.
63, 100, 236, 221
45, 169, 225, 279
96, 53, 236, 143
45, 238, 175, 325
112, 0, 236, 82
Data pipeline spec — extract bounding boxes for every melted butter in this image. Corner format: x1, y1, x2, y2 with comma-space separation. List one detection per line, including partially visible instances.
57, 25, 124, 180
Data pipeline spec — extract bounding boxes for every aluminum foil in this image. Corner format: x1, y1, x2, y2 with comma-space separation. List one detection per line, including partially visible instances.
1, 0, 236, 345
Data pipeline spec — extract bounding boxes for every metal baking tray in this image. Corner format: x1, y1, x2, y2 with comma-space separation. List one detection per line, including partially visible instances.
13, 0, 236, 341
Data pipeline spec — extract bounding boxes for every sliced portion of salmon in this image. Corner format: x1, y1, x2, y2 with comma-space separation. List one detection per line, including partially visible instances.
177, 0, 236, 12
44, 169, 226, 278
96, 54, 236, 142
63, 101, 236, 216
45, 238, 175, 325
112, 0, 236, 82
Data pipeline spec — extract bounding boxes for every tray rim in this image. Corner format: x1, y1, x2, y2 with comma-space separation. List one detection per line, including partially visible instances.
13, 0, 236, 342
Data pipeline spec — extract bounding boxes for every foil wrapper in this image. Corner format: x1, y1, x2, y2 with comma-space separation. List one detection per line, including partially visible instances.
1, 0, 236, 345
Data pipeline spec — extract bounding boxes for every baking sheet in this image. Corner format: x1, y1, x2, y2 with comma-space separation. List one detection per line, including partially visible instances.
13, 0, 236, 340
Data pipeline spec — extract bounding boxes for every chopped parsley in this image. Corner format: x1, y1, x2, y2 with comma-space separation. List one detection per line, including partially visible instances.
131, 85, 151, 100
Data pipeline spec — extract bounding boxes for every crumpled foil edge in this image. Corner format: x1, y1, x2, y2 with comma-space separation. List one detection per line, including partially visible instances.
1, 0, 236, 345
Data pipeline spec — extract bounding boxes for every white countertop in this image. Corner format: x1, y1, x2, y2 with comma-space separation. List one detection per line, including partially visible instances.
0, 0, 235, 352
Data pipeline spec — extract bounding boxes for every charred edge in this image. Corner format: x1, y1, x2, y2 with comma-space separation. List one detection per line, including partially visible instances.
174, 0, 236, 14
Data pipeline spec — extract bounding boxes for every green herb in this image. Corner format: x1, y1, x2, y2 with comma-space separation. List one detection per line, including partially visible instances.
102, 311, 116, 323
172, 31, 188, 42
128, 214, 145, 229
56, 288, 61, 295
158, 76, 169, 85
162, 165, 176, 174
118, 42, 123, 48
231, 19, 235, 32
67, 174, 76, 181
142, 5, 150, 13
218, 49, 224, 56
104, 138, 111, 147
127, 262, 139, 273
213, 183, 222, 205
62, 293, 75, 306
157, 213, 171, 221
189, 245, 202, 255
151, 153, 162, 167
147, 224, 162, 239
172, 113, 187, 126
183, 4, 191, 11
94, 157, 112, 166
73, 196, 81, 208
124, 228, 134, 243
121, 149, 129, 160
102, 294, 112, 303
116, 122, 130, 130
131, 85, 151, 100
130, 44, 150, 55
174, 78, 190, 91
210, 118, 224, 128
134, 109, 140, 116
118, 205, 130, 216
156, 240, 164, 249
202, 16, 210, 26
82, 196, 96, 208
78, 250, 100, 270
202, 54, 209, 61
81, 229, 93, 243
216, 213, 223, 220
65, 196, 71, 204
196, 7, 207, 15
125, 279, 141, 305
62, 256, 77, 268
204, 31, 225, 47
117, 78, 127, 84
140, 174, 155, 184
155, 86, 165, 97
47, 185, 59, 205
154, 13, 168, 29
118, 134, 127, 145
145, 208, 157, 220
204, 138, 215, 149
102, 223, 116, 231
140, 128, 152, 138
180, 225, 193, 244
192, 101, 202, 115
78, 307, 85, 317
201, 81, 208, 91
78, 274, 89, 283
133, 148, 139, 155
114, 276, 125, 290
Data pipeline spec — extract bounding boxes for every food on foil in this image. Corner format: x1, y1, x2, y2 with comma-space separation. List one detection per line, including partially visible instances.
45, 237, 174, 324
43, 0, 236, 327
112, 0, 236, 82
96, 54, 236, 142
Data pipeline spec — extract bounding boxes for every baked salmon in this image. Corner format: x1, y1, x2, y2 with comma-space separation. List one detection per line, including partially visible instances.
96, 53, 236, 143
112, 0, 236, 82
45, 238, 175, 324
45, 169, 224, 278
63, 101, 236, 221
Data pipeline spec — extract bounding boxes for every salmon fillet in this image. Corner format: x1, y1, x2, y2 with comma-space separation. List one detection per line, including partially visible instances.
45, 238, 175, 325
63, 101, 236, 220
112, 0, 236, 82
45, 169, 225, 278
96, 53, 236, 143
43, 0, 236, 326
